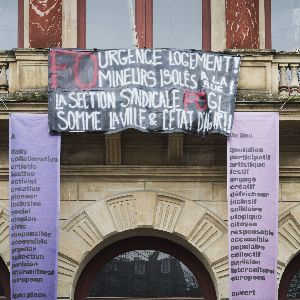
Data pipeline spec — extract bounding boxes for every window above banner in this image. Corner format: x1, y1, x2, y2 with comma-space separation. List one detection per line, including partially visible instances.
153, 0, 202, 49
83, 0, 207, 49
272, 0, 300, 51
86, 0, 133, 49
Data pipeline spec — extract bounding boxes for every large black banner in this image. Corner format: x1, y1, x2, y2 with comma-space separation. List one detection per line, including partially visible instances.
48, 48, 240, 135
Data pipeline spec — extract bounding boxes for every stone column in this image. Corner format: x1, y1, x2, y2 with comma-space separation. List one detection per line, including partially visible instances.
290, 64, 300, 95
105, 134, 121, 165
168, 134, 184, 164
278, 64, 289, 96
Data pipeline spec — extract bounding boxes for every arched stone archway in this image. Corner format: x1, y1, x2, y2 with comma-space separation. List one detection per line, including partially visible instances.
0, 256, 10, 299
3, 193, 299, 299
278, 204, 300, 281
0, 207, 9, 266
0, 206, 10, 299
2, 193, 299, 298
58, 191, 229, 299
278, 252, 300, 299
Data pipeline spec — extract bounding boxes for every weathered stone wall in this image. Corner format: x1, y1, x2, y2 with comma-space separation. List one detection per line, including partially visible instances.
1, 124, 300, 298
1, 124, 300, 225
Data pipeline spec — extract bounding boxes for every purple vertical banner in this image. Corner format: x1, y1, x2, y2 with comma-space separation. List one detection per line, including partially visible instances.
9, 114, 60, 299
227, 112, 279, 299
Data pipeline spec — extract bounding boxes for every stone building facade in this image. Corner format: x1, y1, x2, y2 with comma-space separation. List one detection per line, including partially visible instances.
0, 1, 300, 299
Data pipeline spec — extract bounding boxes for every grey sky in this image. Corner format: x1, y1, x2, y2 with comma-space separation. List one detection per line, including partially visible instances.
0, 0, 18, 50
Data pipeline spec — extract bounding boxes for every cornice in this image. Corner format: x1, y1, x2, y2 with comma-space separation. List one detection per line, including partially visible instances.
1, 101, 300, 120
1, 166, 300, 180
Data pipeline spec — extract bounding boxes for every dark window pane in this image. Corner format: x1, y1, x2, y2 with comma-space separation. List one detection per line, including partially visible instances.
88, 250, 203, 298
0, 283, 4, 296
0, 0, 17, 50
86, 0, 133, 49
272, 0, 300, 51
287, 270, 300, 299
153, 0, 202, 49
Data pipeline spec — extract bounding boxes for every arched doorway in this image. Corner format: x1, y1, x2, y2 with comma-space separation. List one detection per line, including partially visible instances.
279, 254, 300, 300
75, 236, 217, 300
0, 257, 9, 299
59, 191, 228, 298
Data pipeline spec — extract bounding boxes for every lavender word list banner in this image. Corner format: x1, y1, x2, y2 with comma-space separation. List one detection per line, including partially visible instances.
9, 114, 60, 300
227, 112, 279, 299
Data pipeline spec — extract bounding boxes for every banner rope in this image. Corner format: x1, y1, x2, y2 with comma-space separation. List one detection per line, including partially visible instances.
127, 0, 139, 48
279, 96, 292, 111
0, 54, 10, 111
0, 97, 9, 110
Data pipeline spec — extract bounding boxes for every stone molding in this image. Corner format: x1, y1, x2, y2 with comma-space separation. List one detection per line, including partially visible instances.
2, 102, 300, 120
2, 166, 300, 180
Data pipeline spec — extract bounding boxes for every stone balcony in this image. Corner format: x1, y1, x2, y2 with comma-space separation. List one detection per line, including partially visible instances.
0, 49, 48, 95
0, 48, 300, 105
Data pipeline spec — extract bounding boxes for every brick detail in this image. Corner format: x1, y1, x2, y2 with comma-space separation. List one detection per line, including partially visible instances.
29, 0, 62, 48
226, 0, 259, 49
